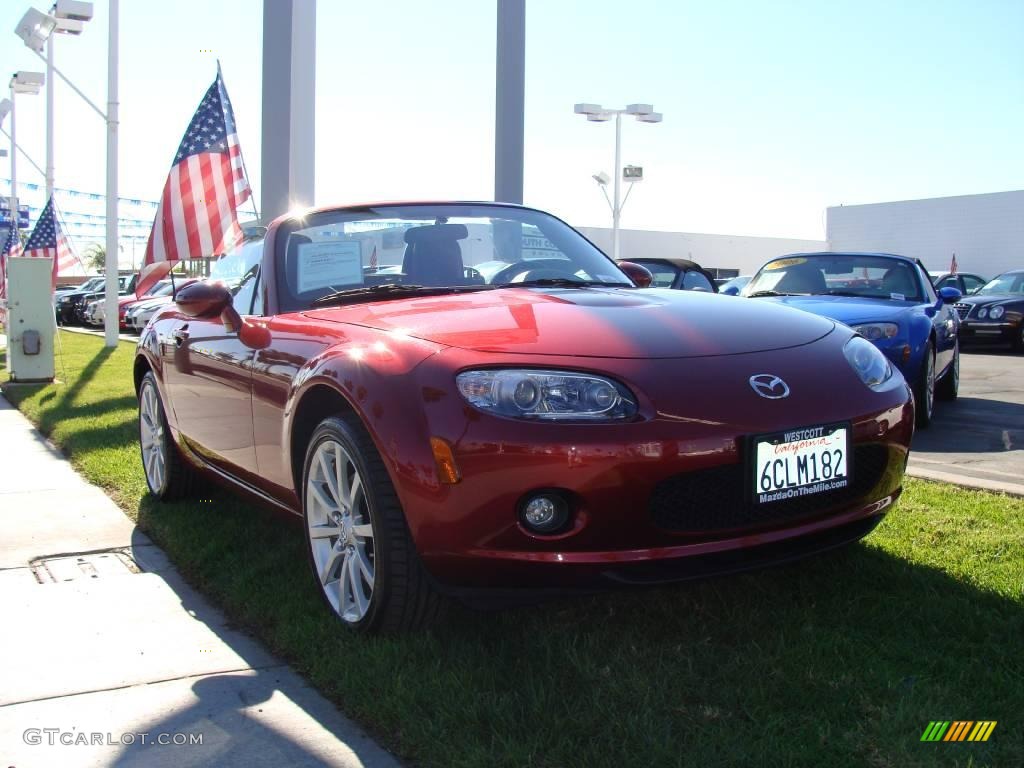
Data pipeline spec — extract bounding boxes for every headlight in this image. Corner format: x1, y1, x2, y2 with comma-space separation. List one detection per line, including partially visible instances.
456, 369, 638, 421
978, 307, 989, 319
844, 336, 894, 390
851, 322, 899, 341
989, 306, 1005, 320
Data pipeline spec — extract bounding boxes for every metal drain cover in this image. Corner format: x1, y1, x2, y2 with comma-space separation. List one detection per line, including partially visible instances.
30, 550, 142, 583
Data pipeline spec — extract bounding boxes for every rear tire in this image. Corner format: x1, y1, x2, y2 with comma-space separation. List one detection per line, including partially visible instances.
1013, 324, 1024, 353
913, 342, 936, 429
936, 341, 959, 402
138, 371, 195, 500
301, 415, 444, 633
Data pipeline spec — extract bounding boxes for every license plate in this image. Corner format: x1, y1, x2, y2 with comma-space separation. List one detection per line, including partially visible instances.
752, 423, 851, 504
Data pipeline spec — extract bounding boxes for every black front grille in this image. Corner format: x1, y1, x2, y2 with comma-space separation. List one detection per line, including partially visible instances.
649, 444, 893, 533
954, 303, 972, 321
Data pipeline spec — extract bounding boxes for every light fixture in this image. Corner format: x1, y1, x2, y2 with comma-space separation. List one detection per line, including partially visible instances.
0, 98, 11, 123
53, 0, 94, 22
14, 9, 56, 52
592, 171, 610, 186
10, 71, 45, 95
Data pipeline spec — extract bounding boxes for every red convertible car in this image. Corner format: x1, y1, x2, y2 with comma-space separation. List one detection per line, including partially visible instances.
135, 202, 914, 632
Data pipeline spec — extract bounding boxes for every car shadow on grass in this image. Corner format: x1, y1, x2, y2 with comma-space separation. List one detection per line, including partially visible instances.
133, 492, 1022, 768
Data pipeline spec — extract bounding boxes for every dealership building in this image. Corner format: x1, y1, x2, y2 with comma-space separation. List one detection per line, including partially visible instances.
583, 189, 1022, 280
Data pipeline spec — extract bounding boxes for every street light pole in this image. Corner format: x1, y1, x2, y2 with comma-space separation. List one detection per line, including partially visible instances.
8, 87, 15, 233
103, 0, 118, 347
45, 33, 53, 199
612, 112, 622, 260
573, 103, 663, 260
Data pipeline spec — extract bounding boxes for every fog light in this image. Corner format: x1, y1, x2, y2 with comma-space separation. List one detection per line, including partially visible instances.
519, 492, 569, 534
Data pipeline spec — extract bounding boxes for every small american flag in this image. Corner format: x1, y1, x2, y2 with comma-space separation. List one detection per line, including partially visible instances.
22, 196, 78, 290
950, 253, 958, 275
1, 225, 23, 300
369, 245, 378, 270
137, 64, 251, 297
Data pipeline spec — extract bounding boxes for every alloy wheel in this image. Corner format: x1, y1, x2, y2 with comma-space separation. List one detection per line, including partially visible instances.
139, 380, 167, 492
305, 439, 376, 623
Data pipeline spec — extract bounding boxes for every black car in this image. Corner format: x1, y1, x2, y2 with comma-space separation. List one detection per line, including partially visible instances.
954, 269, 1024, 350
618, 257, 718, 292
57, 286, 107, 325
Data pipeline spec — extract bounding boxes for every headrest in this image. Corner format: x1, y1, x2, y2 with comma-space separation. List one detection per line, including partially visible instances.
404, 224, 469, 245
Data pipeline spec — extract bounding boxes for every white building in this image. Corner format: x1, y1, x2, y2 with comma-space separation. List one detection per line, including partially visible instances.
577, 226, 827, 276
826, 190, 1024, 278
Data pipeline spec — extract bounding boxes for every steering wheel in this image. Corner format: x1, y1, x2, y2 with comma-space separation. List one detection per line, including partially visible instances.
490, 259, 579, 284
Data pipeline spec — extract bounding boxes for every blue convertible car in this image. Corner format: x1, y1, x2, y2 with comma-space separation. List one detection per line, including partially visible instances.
739, 252, 961, 428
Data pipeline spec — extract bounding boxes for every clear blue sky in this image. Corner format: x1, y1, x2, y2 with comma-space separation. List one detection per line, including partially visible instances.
1, 0, 1022, 252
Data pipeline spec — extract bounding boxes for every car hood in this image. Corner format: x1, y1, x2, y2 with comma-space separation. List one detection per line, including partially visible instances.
758, 294, 916, 326
302, 287, 836, 358
131, 297, 172, 311
956, 293, 1021, 306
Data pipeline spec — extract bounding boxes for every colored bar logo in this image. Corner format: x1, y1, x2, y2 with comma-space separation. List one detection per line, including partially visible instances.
921, 721, 997, 742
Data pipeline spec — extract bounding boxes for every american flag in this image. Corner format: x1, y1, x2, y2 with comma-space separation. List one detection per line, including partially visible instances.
22, 196, 78, 290
950, 253, 958, 275
0, 225, 23, 300
369, 245, 378, 270
136, 64, 251, 297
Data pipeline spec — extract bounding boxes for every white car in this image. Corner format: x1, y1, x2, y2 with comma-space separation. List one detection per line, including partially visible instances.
126, 296, 174, 332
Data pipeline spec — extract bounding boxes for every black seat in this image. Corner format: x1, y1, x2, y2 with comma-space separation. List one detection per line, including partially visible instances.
776, 264, 827, 294
401, 224, 469, 286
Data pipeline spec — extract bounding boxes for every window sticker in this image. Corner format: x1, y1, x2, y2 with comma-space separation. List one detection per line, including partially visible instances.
296, 241, 363, 292
764, 257, 807, 270
889, 292, 905, 301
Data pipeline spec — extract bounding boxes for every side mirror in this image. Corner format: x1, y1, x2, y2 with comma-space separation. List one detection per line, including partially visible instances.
722, 285, 740, 296
938, 286, 962, 303
175, 281, 232, 319
173, 280, 271, 349
617, 261, 653, 288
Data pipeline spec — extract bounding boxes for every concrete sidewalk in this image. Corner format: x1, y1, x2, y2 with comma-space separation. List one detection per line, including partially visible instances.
0, 395, 400, 767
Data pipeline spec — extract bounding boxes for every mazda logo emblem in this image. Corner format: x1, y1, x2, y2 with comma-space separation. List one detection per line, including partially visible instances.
749, 374, 790, 399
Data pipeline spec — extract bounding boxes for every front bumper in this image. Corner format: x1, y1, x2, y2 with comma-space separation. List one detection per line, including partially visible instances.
959, 320, 1019, 344
399, 341, 914, 590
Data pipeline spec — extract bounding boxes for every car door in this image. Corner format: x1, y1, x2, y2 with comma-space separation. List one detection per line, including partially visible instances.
161, 250, 263, 482
917, 262, 957, 372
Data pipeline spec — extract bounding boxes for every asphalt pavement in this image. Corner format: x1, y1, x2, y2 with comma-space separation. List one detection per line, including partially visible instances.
908, 349, 1024, 496
0, 395, 400, 768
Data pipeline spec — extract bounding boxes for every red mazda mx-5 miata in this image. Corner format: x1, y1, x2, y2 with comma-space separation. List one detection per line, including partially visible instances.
135, 202, 914, 632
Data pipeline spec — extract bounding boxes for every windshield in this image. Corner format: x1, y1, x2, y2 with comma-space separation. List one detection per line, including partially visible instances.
976, 272, 1024, 295
274, 204, 630, 312
746, 254, 923, 302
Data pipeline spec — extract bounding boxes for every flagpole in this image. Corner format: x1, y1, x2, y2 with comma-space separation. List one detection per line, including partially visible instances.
103, 0, 119, 347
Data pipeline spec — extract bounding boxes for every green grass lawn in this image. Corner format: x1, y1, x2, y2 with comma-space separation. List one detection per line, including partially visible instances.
3, 331, 1022, 767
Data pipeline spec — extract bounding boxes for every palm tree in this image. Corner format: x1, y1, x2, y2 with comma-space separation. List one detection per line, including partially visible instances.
84, 244, 105, 272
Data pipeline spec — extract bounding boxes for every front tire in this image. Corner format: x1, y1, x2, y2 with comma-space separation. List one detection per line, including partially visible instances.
138, 371, 195, 499
936, 340, 959, 402
914, 342, 936, 428
301, 416, 443, 633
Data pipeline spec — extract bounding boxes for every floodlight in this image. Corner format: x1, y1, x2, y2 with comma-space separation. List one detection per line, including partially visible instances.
637, 112, 663, 123
14, 8, 57, 52
592, 172, 610, 186
53, 0, 94, 22
10, 71, 46, 95
0, 98, 11, 124
574, 103, 603, 116
54, 17, 84, 34
586, 112, 612, 122
625, 103, 653, 116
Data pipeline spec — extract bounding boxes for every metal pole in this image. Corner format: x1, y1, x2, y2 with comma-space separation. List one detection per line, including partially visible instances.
612, 112, 622, 260
103, 0, 119, 347
494, 0, 525, 204
45, 34, 54, 200
9, 88, 16, 237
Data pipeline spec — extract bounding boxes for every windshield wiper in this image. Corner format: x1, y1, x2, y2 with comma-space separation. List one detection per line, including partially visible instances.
510, 278, 633, 288
824, 289, 874, 298
746, 290, 796, 298
312, 283, 495, 307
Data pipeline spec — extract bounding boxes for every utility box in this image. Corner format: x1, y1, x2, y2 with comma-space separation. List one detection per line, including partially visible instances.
6, 256, 55, 383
